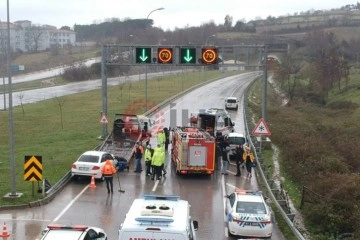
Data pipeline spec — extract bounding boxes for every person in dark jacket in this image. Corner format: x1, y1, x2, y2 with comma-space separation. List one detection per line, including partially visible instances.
221, 146, 230, 175
133, 143, 143, 173
234, 146, 244, 176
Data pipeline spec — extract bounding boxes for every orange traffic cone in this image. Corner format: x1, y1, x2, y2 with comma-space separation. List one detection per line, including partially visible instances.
0, 222, 10, 237
89, 176, 96, 188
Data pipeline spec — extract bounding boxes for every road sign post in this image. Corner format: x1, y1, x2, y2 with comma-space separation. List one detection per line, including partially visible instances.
252, 118, 271, 153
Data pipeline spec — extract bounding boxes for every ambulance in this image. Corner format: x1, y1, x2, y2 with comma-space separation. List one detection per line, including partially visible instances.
118, 195, 198, 240
191, 108, 235, 137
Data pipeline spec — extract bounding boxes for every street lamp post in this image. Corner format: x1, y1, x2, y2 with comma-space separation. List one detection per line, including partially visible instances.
6, 0, 21, 198
144, 7, 164, 112
205, 34, 216, 45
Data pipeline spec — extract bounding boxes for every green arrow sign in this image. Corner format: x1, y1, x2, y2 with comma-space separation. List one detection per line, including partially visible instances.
180, 48, 196, 64
136, 47, 152, 63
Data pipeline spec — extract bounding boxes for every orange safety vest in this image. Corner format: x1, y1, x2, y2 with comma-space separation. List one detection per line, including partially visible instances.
102, 160, 116, 176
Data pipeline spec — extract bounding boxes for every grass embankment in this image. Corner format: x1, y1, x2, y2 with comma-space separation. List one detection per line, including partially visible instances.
0, 69, 239, 206
248, 68, 360, 239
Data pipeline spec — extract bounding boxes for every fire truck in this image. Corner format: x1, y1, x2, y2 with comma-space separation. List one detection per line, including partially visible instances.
171, 126, 216, 175
191, 108, 235, 138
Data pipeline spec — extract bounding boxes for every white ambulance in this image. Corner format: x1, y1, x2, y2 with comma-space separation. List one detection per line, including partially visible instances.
118, 195, 198, 240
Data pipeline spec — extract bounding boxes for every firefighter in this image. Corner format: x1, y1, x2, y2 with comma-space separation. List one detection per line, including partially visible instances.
163, 127, 170, 152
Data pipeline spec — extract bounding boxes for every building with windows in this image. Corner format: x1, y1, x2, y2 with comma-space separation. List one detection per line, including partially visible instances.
0, 20, 76, 54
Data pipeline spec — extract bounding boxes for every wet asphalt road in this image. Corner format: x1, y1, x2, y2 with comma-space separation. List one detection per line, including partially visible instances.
0, 72, 286, 240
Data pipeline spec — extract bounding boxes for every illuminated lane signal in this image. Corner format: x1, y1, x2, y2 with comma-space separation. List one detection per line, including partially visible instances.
157, 48, 173, 64
201, 48, 218, 64
136, 47, 152, 63
180, 48, 196, 64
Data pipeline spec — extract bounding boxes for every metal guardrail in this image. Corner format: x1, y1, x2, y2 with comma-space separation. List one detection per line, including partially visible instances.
243, 79, 306, 240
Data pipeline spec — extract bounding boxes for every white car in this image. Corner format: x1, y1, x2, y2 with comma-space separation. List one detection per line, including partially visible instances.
71, 150, 116, 180
39, 224, 107, 240
225, 132, 246, 150
225, 97, 239, 110
225, 190, 273, 239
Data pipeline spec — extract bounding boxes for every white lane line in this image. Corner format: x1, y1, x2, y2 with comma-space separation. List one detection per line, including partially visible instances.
52, 185, 89, 222
222, 174, 230, 238
151, 179, 160, 192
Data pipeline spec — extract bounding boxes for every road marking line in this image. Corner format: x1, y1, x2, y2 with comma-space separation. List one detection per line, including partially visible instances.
52, 185, 89, 222
152, 179, 160, 192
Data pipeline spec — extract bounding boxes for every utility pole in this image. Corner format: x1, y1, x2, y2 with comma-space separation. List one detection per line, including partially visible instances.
262, 45, 268, 121
5, 0, 22, 198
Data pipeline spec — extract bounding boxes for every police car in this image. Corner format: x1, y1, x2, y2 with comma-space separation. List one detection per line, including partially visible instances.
39, 224, 107, 240
225, 190, 273, 239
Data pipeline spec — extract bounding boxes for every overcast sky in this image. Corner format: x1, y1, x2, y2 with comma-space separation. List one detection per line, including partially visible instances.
0, 0, 358, 30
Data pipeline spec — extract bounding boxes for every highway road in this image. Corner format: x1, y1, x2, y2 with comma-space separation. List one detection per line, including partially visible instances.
0, 72, 286, 240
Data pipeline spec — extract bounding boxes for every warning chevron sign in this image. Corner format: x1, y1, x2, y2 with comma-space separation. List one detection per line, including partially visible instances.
252, 118, 271, 136
24, 156, 43, 181
99, 114, 108, 124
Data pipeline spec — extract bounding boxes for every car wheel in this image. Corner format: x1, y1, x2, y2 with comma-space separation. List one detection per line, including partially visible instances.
227, 227, 234, 237
72, 175, 78, 181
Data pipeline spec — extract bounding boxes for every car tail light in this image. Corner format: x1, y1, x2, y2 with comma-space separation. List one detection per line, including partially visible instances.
92, 166, 100, 170
71, 164, 77, 169
230, 216, 244, 223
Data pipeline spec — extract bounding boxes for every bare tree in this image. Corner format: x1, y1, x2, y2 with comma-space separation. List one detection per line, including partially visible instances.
27, 26, 44, 52
18, 92, 25, 116
53, 96, 66, 130
274, 54, 301, 101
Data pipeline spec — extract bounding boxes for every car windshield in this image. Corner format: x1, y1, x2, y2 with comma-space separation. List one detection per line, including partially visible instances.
229, 137, 245, 145
78, 155, 100, 163
236, 201, 266, 214
227, 99, 237, 103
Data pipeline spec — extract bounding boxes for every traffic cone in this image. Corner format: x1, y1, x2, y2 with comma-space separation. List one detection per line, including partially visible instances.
89, 176, 96, 188
0, 222, 10, 237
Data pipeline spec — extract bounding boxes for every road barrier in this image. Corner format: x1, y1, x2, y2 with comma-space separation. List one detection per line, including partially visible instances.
243, 78, 307, 240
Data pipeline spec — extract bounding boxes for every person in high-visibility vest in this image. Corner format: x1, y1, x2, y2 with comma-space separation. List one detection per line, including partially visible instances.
144, 144, 154, 176
156, 129, 166, 146
243, 146, 255, 178
101, 159, 117, 194
151, 144, 165, 180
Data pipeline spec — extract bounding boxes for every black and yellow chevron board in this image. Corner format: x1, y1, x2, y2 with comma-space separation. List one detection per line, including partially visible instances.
24, 156, 43, 181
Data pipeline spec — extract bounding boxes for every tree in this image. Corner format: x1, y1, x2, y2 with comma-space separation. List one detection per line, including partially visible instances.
224, 15, 233, 31
274, 54, 301, 101
53, 96, 66, 130
60, 26, 71, 31
304, 30, 350, 100
27, 26, 44, 52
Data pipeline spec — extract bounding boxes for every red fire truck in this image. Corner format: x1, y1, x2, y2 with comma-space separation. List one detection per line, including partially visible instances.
171, 126, 216, 175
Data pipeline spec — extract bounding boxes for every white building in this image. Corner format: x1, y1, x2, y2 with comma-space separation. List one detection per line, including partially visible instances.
0, 20, 76, 53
